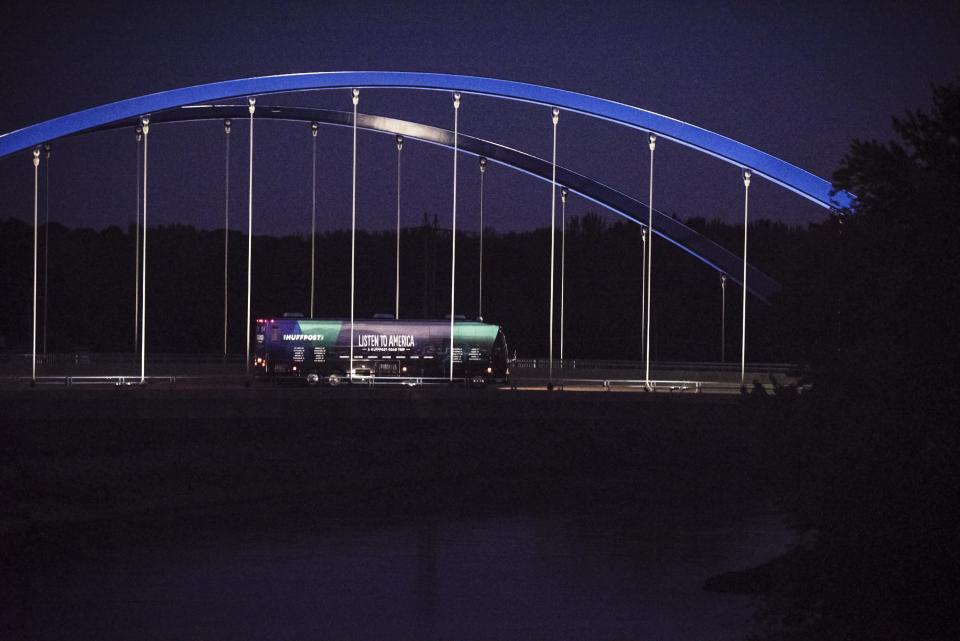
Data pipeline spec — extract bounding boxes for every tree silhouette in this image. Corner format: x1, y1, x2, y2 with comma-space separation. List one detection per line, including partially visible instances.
750, 78, 960, 641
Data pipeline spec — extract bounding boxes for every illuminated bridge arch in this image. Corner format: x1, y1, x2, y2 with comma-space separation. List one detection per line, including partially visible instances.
87, 104, 781, 301
0, 71, 853, 212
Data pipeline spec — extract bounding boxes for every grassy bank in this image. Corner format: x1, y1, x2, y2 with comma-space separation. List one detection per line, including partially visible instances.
1, 388, 796, 546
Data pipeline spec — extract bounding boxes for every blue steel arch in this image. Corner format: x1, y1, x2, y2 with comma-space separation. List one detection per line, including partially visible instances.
85, 104, 781, 301
0, 71, 853, 210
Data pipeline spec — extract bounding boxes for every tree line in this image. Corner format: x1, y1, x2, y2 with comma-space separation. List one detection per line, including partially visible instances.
0, 211, 837, 364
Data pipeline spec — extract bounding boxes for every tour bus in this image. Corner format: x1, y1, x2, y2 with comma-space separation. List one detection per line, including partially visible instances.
253, 316, 510, 385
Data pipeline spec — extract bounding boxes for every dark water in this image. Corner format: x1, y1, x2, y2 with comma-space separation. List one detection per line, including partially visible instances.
4, 510, 789, 640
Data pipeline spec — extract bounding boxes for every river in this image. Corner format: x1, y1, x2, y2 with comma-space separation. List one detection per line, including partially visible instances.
3, 508, 789, 640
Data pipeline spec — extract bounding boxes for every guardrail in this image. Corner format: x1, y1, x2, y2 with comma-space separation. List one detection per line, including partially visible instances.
341, 375, 480, 388
535, 378, 703, 392
1, 353, 804, 373
9, 373, 487, 388
0, 353, 247, 379
2, 352, 247, 364
1, 353, 808, 395
511, 358, 806, 375
4, 373, 802, 395
15, 374, 250, 386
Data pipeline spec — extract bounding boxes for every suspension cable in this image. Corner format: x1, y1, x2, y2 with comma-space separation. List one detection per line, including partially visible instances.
721, 274, 727, 363
478, 156, 486, 320
560, 186, 567, 365
134, 127, 142, 355
223, 119, 231, 356
311, 121, 318, 318
42, 143, 51, 356
548, 108, 559, 388
644, 134, 656, 390
350, 88, 359, 378
640, 227, 646, 362
140, 117, 150, 384
245, 99, 255, 378
741, 169, 751, 387
31, 147, 40, 382
449, 92, 460, 382
395, 134, 403, 319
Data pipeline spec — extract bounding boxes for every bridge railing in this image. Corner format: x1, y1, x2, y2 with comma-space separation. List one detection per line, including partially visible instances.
512, 358, 806, 375
1, 352, 809, 393
0, 352, 247, 379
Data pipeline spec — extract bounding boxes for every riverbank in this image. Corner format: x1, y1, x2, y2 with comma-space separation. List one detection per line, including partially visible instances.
1, 387, 795, 541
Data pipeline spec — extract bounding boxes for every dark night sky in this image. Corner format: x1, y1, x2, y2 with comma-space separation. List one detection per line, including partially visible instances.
1, 0, 958, 236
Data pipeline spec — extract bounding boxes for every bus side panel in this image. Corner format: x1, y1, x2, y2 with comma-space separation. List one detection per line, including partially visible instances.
259, 319, 344, 377
256, 319, 508, 381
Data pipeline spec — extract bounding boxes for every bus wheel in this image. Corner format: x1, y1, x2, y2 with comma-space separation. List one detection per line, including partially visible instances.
327, 373, 341, 386
305, 372, 320, 387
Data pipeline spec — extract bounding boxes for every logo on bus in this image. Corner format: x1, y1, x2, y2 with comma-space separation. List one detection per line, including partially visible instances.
282, 334, 324, 341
